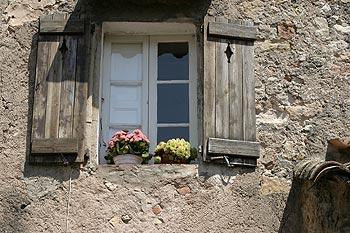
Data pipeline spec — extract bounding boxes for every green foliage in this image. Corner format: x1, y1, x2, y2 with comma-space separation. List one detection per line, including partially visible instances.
154, 138, 197, 164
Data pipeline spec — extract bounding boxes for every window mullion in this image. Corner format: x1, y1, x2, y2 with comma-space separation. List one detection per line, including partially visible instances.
148, 36, 158, 152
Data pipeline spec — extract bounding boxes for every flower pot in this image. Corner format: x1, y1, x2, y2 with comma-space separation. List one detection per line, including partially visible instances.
113, 154, 143, 165
160, 153, 190, 164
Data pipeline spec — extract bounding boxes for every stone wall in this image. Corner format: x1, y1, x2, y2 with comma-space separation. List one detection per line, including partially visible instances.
0, 0, 349, 232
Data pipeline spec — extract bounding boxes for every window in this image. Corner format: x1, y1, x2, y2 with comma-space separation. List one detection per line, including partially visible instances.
99, 24, 197, 163
29, 15, 260, 166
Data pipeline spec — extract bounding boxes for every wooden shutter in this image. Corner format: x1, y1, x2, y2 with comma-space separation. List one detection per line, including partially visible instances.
30, 14, 88, 164
203, 16, 259, 166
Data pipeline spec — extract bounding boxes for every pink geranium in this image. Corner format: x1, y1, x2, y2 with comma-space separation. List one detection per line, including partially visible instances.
105, 129, 150, 162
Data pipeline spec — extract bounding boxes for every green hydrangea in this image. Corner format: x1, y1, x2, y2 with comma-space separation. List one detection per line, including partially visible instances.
154, 138, 197, 163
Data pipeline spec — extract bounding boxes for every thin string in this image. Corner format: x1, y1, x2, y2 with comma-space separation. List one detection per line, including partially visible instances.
66, 166, 73, 233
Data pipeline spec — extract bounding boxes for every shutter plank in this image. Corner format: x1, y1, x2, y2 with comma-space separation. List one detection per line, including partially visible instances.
40, 20, 85, 34
32, 138, 78, 154
59, 36, 78, 138
215, 17, 230, 138
40, 14, 84, 34
45, 37, 61, 138
242, 35, 256, 141
230, 39, 244, 140
203, 16, 217, 161
208, 137, 259, 158
73, 32, 89, 162
32, 37, 51, 139
208, 21, 257, 40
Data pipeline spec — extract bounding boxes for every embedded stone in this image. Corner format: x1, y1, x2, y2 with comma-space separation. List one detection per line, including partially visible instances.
121, 214, 132, 224
321, 4, 331, 14
109, 216, 121, 227
334, 25, 350, 34
153, 218, 163, 225
277, 20, 296, 40
104, 181, 117, 191
176, 186, 191, 195
314, 17, 329, 36
261, 175, 291, 195
152, 205, 162, 215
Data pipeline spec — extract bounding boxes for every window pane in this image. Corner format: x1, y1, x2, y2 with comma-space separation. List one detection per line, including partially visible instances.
109, 85, 141, 124
158, 42, 188, 81
111, 43, 142, 81
157, 127, 189, 143
157, 84, 189, 123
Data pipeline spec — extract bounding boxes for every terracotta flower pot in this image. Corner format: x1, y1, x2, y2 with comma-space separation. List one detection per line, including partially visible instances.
160, 153, 190, 164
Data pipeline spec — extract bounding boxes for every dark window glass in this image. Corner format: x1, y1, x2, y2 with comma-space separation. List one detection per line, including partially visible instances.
157, 127, 189, 143
158, 42, 189, 81
157, 84, 189, 123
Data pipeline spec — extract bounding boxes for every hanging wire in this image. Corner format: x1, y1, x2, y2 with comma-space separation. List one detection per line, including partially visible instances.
66, 166, 73, 233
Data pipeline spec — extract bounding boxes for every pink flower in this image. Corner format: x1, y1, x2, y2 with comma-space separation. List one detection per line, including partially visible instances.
107, 129, 150, 156
115, 130, 128, 137
119, 135, 127, 141
126, 134, 134, 140
133, 129, 142, 135
108, 140, 115, 148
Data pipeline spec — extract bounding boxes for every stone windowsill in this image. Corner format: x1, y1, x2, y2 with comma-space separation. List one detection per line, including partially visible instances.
96, 164, 198, 185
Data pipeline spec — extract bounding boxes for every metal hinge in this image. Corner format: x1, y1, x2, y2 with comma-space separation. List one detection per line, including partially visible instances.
90, 23, 95, 34
60, 153, 69, 166
224, 156, 234, 167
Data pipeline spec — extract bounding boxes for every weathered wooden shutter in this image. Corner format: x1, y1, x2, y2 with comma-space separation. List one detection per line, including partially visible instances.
30, 14, 88, 164
203, 16, 260, 166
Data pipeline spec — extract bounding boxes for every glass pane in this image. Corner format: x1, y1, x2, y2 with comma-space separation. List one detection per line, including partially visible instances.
157, 84, 189, 123
111, 43, 142, 81
109, 85, 141, 124
158, 42, 188, 81
157, 127, 189, 143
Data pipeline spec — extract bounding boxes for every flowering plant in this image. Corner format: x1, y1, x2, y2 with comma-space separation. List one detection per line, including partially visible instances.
154, 138, 197, 164
105, 129, 151, 163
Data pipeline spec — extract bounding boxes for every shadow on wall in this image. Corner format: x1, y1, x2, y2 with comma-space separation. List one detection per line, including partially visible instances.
0, 186, 30, 232
279, 161, 350, 233
198, 162, 256, 185
84, 0, 212, 22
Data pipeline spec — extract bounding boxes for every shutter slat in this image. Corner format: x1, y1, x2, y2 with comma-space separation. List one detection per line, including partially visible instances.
40, 20, 85, 34
242, 40, 256, 141
208, 138, 259, 158
32, 138, 78, 154
45, 36, 61, 138
230, 39, 244, 140
72, 33, 88, 162
215, 17, 230, 138
208, 21, 257, 40
32, 37, 51, 139
203, 16, 217, 161
59, 36, 78, 138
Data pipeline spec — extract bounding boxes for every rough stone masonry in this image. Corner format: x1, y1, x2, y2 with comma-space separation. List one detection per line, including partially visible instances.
0, 0, 349, 232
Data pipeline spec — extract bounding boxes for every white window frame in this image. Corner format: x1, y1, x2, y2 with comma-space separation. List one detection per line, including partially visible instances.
148, 35, 197, 153
100, 35, 149, 163
99, 22, 197, 163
